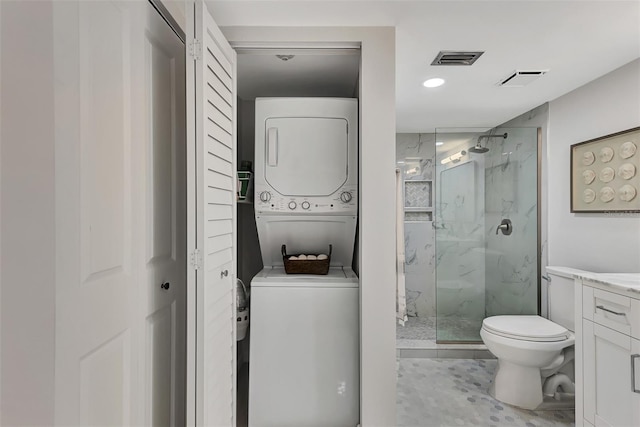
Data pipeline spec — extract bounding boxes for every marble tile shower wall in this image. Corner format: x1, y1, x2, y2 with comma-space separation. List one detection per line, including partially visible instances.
498, 104, 548, 317
396, 133, 436, 318
484, 128, 539, 316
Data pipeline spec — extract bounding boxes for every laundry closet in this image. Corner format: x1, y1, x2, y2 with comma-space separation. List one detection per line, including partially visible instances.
234, 49, 361, 283
233, 48, 362, 426
184, 4, 396, 425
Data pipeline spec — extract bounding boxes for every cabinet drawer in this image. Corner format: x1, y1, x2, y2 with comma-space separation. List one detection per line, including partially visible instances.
583, 286, 639, 337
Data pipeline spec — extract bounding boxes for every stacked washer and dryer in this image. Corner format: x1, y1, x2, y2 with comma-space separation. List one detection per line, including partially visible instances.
248, 98, 360, 426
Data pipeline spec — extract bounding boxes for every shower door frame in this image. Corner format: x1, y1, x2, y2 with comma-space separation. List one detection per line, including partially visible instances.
536, 127, 542, 317
434, 127, 543, 344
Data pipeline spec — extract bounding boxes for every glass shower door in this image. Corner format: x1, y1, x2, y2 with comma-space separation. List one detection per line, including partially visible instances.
434, 127, 539, 343
483, 127, 539, 320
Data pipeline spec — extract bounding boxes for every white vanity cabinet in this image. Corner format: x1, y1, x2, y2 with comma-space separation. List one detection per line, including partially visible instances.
576, 276, 640, 427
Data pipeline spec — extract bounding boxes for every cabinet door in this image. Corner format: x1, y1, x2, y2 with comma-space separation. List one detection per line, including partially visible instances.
632, 337, 640, 426
583, 320, 638, 427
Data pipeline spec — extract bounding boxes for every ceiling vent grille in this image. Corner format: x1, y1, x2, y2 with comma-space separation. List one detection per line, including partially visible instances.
499, 70, 548, 87
431, 51, 484, 66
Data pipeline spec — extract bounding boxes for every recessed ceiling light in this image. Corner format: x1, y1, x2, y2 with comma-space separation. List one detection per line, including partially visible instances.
436, 141, 444, 146
423, 78, 445, 88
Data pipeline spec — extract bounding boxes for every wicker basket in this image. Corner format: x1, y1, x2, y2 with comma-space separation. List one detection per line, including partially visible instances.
282, 244, 332, 275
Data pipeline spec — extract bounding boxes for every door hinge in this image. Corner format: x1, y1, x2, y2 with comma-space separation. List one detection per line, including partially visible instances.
188, 39, 202, 61
190, 249, 203, 270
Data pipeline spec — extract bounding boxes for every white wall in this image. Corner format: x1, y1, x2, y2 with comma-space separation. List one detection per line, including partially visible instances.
222, 26, 397, 426
0, 1, 56, 424
548, 59, 640, 273
237, 99, 263, 287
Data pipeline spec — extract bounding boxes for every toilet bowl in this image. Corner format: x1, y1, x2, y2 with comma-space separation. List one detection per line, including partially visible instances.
480, 315, 574, 409
480, 266, 588, 410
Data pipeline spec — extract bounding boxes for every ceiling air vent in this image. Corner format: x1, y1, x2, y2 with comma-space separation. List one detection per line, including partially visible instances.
431, 51, 484, 66
499, 70, 548, 87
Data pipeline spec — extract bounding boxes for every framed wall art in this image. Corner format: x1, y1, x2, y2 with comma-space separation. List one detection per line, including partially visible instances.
571, 126, 640, 213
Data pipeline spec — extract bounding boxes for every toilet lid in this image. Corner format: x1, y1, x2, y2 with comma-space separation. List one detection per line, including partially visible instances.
482, 315, 570, 342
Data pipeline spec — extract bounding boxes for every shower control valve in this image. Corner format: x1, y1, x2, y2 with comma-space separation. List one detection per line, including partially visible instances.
340, 191, 353, 203
496, 218, 513, 236
259, 191, 271, 202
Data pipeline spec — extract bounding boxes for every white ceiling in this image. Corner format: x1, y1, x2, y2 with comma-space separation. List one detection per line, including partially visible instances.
210, 0, 640, 132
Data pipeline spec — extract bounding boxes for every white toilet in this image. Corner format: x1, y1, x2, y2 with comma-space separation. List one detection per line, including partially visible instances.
480, 266, 584, 410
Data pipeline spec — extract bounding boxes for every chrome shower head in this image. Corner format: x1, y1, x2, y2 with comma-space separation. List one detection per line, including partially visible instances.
470, 132, 508, 154
468, 144, 490, 154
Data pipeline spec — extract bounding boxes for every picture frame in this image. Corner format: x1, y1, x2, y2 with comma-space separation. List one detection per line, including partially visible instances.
570, 126, 640, 213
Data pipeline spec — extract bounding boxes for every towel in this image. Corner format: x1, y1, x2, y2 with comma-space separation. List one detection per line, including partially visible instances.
396, 168, 408, 326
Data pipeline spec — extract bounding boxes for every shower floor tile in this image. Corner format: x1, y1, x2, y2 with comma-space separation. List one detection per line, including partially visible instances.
397, 316, 483, 345
397, 358, 575, 427
436, 317, 482, 342
397, 317, 437, 341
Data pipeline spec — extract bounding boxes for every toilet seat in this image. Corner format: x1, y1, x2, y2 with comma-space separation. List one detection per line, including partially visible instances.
482, 315, 570, 342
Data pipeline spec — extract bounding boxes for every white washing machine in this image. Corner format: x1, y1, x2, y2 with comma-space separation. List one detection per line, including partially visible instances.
249, 98, 359, 426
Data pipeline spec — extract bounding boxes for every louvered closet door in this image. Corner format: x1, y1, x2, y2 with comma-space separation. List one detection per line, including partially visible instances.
186, 1, 237, 426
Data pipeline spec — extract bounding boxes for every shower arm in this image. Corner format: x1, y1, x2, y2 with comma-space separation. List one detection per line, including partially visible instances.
477, 132, 508, 144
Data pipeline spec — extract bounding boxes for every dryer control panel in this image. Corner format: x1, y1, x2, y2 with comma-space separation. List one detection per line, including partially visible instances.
254, 184, 357, 214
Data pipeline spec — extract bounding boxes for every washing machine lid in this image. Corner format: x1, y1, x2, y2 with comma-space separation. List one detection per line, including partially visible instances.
251, 267, 359, 288
482, 315, 570, 342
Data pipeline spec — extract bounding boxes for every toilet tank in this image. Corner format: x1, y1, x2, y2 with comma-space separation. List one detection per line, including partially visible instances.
546, 266, 592, 332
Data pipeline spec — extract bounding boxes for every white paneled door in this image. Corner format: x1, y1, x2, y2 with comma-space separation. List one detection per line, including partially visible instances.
54, 2, 139, 424
139, 3, 187, 426
186, 1, 238, 425
54, 1, 138, 425
54, 1, 187, 425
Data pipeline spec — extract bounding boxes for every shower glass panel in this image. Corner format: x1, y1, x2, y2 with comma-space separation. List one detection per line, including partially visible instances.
434, 127, 539, 343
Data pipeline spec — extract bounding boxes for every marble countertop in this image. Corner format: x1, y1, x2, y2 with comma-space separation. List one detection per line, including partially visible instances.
574, 271, 640, 296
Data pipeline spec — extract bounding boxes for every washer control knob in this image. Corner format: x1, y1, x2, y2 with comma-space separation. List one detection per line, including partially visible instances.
288, 201, 297, 210
259, 191, 271, 202
340, 191, 353, 203
301, 201, 311, 210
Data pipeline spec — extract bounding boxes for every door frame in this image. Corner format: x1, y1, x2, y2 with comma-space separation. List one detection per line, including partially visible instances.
224, 26, 397, 425
173, 7, 396, 422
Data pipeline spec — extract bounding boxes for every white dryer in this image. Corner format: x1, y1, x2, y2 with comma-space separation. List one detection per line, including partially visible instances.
253, 97, 358, 216
249, 98, 359, 427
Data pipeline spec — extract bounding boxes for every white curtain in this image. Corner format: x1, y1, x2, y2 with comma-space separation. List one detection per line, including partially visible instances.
396, 169, 408, 326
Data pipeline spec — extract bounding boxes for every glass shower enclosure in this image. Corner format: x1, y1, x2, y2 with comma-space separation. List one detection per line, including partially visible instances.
434, 127, 540, 343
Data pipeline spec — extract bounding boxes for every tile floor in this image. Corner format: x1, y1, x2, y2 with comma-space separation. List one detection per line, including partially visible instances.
397, 358, 575, 427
